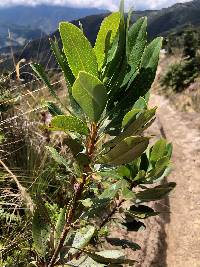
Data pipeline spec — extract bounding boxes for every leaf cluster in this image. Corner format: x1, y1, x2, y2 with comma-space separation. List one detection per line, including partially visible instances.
29, 2, 175, 266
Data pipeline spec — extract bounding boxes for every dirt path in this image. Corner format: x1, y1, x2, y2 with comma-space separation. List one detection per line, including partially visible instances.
149, 94, 200, 267
109, 93, 200, 267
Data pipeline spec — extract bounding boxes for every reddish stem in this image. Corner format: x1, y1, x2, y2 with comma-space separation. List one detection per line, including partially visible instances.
47, 123, 97, 267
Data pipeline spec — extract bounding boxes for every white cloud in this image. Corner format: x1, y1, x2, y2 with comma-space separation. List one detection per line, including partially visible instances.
0, 0, 191, 11
133, 0, 190, 10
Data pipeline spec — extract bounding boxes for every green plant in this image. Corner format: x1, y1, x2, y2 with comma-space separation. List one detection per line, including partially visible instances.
183, 28, 198, 59
160, 58, 200, 92
27, 2, 175, 266
161, 27, 200, 93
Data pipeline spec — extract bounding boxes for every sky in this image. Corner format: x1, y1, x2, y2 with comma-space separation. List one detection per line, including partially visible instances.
0, 0, 191, 11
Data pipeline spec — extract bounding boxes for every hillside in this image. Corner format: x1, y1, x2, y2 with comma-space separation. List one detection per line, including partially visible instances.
0, 24, 45, 52
0, 14, 109, 72
0, 5, 107, 34
2, 0, 200, 72
147, 0, 200, 37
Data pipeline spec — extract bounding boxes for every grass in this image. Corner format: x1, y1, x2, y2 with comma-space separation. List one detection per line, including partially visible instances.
0, 63, 70, 265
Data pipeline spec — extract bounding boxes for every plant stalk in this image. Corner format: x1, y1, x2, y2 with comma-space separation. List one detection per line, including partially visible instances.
47, 123, 97, 267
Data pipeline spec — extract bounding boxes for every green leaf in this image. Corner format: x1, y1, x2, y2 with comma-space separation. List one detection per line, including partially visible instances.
132, 97, 147, 110
150, 139, 167, 165
127, 159, 141, 179
126, 8, 133, 51
31, 63, 60, 101
72, 71, 107, 122
99, 170, 124, 180
50, 115, 89, 135
87, 250, 136, 265
127, 17, 147, 74
121, 187, 135, 200
116, 37, 162, 111
59, 22, 98, 78
32, 207, 51, 258
128, 17, 147, 57
100, 136, 149, 166
83, 198, 110, 218
133, 170, 146, 182
50, 38, 75, 87
121, 67, 138, 88
55, 207, 66, 246
108, 108, 156, 148
46, 101, 63, 116
121, 17, 147, 89
136, 182, 176, 202
100, 181, 122, 199
147, 156, 170, 181
125, 205, 159, 219
67, 256, 105, 267
50, 38, 81, 114
94, 12, 121, 70
46, 146, 71, 171
145, 91, 150, 103
133, 37, 163, 96
119, 178, 135, 199
141, 37, 163, 71
122, 108, 141, 128
103, 2, 126, 92
117, 166, 131, 178
123, 108, 156, 134
69, 225, 96, 255
119, 0, 125, 21
166, 143, 173, 158
80, 198, 93, 208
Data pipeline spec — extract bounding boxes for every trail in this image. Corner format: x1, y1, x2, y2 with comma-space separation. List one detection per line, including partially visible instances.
107, 93, 200, 267
124, 95, 200, 267
149, 94, 200, 267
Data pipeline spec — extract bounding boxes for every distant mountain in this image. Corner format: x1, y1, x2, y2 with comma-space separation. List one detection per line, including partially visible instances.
0, 5, 107, 34
0, 13, 109, 73
2, 0, 200, 72
0, 24, 45, 51
146, 0, 200, 37
0, 5, 107, 55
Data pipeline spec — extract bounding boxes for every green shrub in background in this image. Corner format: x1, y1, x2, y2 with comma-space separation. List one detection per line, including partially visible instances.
160, 58, 200, 92
161, 27, 200, 93
183, 28, 198, 59
23, 2, 176, 266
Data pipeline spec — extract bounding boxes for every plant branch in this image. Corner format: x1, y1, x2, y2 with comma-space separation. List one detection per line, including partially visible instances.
99, 199, 125, 230
48, 123, 98, 267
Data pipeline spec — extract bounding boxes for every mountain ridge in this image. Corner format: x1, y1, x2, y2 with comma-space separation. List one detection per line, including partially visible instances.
2, 0, 200, 72
0, 5, 107, 34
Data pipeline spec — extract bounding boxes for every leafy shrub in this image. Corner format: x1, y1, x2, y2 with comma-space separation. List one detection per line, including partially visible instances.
0, 2, 175, 266
160, 58, 200, 92
161, 27, 200, 93
183, 28, 198, 59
